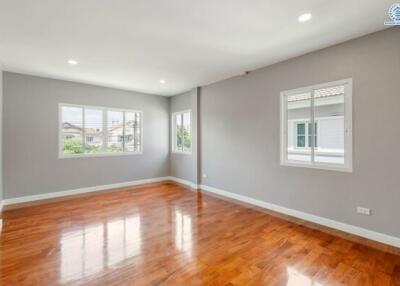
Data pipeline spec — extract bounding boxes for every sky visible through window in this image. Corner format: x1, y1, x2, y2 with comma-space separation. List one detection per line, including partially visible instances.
62, 108, 125, 126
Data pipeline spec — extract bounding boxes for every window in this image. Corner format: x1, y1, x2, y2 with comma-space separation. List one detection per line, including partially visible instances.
294, 121, 317, 148
296, 123, 306, 148
172, 110, 192, 153
280, 79, 352, 172
60, 104, 142, 157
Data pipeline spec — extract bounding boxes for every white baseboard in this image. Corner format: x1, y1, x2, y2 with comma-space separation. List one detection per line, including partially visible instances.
2, 176, 170, 206
200, 184, 400, 248
168, 176, 199, 190
2, 176, 399, 248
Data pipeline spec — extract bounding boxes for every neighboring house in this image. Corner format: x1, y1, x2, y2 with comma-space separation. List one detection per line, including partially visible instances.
107, 121, 137, 147
62, 122, 102, 147
62, 121, 138, 150
287, 87, 345, 164
62, 122, 83, 140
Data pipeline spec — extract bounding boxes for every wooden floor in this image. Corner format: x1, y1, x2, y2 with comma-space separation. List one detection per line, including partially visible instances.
1, 183, 399, 285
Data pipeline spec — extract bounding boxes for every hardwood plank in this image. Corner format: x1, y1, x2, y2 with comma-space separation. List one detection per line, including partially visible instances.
0, 182, 399, 285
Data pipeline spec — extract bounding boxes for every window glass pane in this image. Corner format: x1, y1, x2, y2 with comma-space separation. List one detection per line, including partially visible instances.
314, 122, 317, 147
287, 93, 311, 162
297, 123, 305, 135
183, 112, 191, 152
175, 113, 183, 151
124, 112, 141, 152
62, 106, 84, 154
124, 112, 134, 152
135, 113, 142, 152
314, 85, 345, 164
297, 123, 306, 147
307, 122, 317, 148
107, 111, 124, 152
297, 135, 306, 147
84, 109, 103, 153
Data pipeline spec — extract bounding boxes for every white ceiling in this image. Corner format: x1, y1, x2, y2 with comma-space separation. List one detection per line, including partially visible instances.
0, 0, 392, 96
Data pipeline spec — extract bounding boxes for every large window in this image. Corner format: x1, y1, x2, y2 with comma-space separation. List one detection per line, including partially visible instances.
280, 79, 352, 172
60, 104, 142, 157
172, 110, 192, 153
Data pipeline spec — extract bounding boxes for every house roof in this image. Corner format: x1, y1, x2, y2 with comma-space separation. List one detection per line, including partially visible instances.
288, 86, 345, 102
63, 120, 137, 135
63, 122, 101, 135
62, 122, 82, 131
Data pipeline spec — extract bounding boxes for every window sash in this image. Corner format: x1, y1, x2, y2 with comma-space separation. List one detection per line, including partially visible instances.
280, 79, 352, 172
59, 103, 143, 157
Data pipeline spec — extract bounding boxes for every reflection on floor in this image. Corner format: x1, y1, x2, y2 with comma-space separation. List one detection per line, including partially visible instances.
60, 214, 142, 283
0, 182, 399, 285
287, 267, 323, 286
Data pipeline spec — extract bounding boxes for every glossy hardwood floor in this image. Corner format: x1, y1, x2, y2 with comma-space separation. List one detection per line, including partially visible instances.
1, 182, 399, 286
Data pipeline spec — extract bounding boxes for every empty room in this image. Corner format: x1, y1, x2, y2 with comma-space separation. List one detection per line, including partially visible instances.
0, 1, 399, 285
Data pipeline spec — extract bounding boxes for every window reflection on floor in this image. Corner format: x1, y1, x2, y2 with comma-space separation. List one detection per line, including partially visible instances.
107, 216, 141, 267
60, 214, 141, 283
174, 209, 192, 256
286, 267, 323, 286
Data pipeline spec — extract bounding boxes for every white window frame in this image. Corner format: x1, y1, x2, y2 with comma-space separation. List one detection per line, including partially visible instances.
280, 79, 353, 172
171, 109, 192, 154
59, 103, 143, 158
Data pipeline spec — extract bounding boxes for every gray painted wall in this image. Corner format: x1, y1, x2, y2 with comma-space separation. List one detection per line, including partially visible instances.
199, 27, 400, 238
3, 72, 169, 199
169, 89, 198, 184
0, 66, 3, 203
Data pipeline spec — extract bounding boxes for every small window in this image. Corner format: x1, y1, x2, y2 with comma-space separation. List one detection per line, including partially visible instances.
294, 121, 318, 148
172, 110, 192, 154
296, 123, 306, 148
60, 104, 142, 157
280, 79, 352, 172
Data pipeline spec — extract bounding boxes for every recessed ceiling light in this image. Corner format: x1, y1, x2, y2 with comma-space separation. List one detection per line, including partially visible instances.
68, 59, 78, 65
298, 13, 312, 22
160, 79, 166, 84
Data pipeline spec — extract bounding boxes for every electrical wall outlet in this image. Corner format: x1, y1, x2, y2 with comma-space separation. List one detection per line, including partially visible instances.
357, 207, 371, 216
202, 173, 207, 178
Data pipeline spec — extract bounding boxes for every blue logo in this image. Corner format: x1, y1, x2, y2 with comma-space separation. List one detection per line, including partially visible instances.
385, 3, 400, 25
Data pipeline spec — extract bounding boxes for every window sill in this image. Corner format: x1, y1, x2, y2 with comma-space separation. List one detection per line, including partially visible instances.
59, 151, 142, 159
171, 151, 192, 155
280, 160, 352, 173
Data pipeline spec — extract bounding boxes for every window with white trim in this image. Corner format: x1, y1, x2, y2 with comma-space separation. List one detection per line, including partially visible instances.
60, 104, 142, 157
172, 110, 192, 153
280, 79, 352, 172
294, 121, 318, 148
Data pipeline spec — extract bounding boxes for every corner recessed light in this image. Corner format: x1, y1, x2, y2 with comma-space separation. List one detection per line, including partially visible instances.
160, 79, 166, 84
298, 13, 312, 22
68, 59, 78, 65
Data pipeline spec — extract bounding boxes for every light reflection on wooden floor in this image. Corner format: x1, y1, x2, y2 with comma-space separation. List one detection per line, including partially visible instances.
0, 182, 399, 285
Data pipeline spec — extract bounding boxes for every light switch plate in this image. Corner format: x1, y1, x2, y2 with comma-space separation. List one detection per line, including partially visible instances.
357, 207, 371, 216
